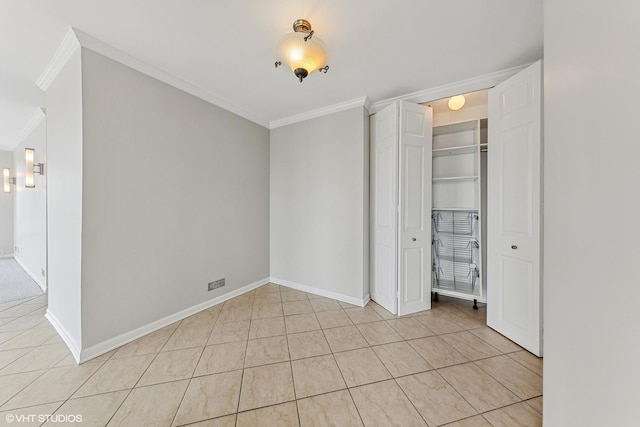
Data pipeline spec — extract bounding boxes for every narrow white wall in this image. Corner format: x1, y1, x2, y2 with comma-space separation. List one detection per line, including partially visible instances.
13, 120, 47, 290
0, 150, 14, 256
46, 46, 83, 353
270, 107, 370, 303
80, 48, 270, 348
544, 0, 640, 425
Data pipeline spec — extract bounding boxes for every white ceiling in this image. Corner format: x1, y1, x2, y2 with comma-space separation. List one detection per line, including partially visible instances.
0, 0, 542, 149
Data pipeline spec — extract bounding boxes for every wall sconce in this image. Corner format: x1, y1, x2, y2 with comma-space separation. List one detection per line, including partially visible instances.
25, 148, 44, 189
3, 168, 15, 193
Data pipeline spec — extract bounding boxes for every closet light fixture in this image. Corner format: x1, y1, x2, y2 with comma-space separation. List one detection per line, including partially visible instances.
448, 95, 466, 111
3, 168, 15, 193
25, 148, 44, 189
274, 19, 330, 83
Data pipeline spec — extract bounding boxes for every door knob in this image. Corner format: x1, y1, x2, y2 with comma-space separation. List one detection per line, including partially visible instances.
412, 238, 417, 241
511, 245, 518, 250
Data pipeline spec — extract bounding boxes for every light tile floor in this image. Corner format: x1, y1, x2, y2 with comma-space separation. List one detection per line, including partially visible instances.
0, 285, 543, 426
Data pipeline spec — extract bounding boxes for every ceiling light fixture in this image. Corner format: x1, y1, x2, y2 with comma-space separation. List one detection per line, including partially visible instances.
448, 95, 466, 111
275, 19, 329, 83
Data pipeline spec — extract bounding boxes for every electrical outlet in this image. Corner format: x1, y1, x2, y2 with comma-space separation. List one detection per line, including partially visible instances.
208, 278, 225, 291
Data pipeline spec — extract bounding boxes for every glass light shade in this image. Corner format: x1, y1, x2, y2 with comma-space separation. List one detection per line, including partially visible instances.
448, 95, 466, 111
277, 32, 328, 76
3, 168, 10, 193
25, 148, 35, 188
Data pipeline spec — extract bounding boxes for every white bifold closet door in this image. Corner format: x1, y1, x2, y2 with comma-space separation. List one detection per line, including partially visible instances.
370, 101, 432, 316
487, 60, 543, 356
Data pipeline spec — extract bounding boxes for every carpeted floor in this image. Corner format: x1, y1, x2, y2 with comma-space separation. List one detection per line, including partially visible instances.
0, 258, 44, 303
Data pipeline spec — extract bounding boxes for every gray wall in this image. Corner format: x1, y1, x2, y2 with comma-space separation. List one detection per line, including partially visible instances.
270, 107, 370, 302
46, 47, 84, 352
14, 120, 47, 290
543, 0, 640, 424
0, 150, 14, 256
80, 48, 270, 347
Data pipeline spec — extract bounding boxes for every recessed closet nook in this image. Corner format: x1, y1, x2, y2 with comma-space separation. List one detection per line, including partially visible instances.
369, 60, 543, 356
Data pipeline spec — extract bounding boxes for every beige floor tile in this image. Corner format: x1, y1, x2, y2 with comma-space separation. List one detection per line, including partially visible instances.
208, 320, 250, 345
162, 325, 212, 351
112, 329, 174, 359
438, 363, 520, 413
108, 379, 188, 426
186, 414, 236, 426
309, 298, 342, 312
397, 371, 477, 426
282, 300, 314, 316
0, 331, 21, 346
386, 317, 435, 340
297, 390, 363, 427
287, 330, 331, 360
194, 341, 247, 377
0, 304, 43, 318
0, 327, 57, 350
306, 292, 325, 300
249, 317, 286, 339
179, 307, 220, 329
508, 350, 543, 376
239, 362, 295, 411
483, 402, 542, 426
173, 371, 243, 425
468, 327, 523, 353
256, 284, 280, 295
475, 355, 542, 400
255, 292, 282, 304
334, 348, 391, 387
350, 380, 427, 427
315, 309, 353, 329
3, 363, 101, 410
0, 343, 70, 375
217, 306, 252, 323
138, 347, 203, 386
443, 415, 493, 427
447, 312, 486, 330
44, 390, 129, 426
244, 336, 289, 367
413, 313, 465, 335
369, 301, 397, 320
408, 336, 469, 369
74, 354, 155, 397
284, 313, 321, 334
291, 355, 346, 398
251, 302, 284, 319
338, 301, 360, 309
0, 402, 64, 427
356, 321, 402, 346
323, 325, 369, 353
0, 315, 47, 333
440, 331, 502, 361
372, 341, 432, 377
0, 370, 45, 407
526, 396, 543, 414
280, 289, 308, 302
0, 348, 35, 371
236, 401, 299, 427
344, 306, 383, 324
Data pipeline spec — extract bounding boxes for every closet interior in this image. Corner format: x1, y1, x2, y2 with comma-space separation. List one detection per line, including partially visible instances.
427, 91, 488, 309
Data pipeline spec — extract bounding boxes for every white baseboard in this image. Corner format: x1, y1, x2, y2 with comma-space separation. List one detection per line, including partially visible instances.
46, 310, 81, 364
270, 277, 368, 307
78, 277, 270, 364
14, 256, 46, 293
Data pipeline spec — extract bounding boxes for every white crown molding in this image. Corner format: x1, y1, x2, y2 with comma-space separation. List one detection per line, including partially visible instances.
368, 63, 531, 114
269, 96, 370, 129
36, 28, 80, 91
2, 109, 47, 151
72, 29, 270, 128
